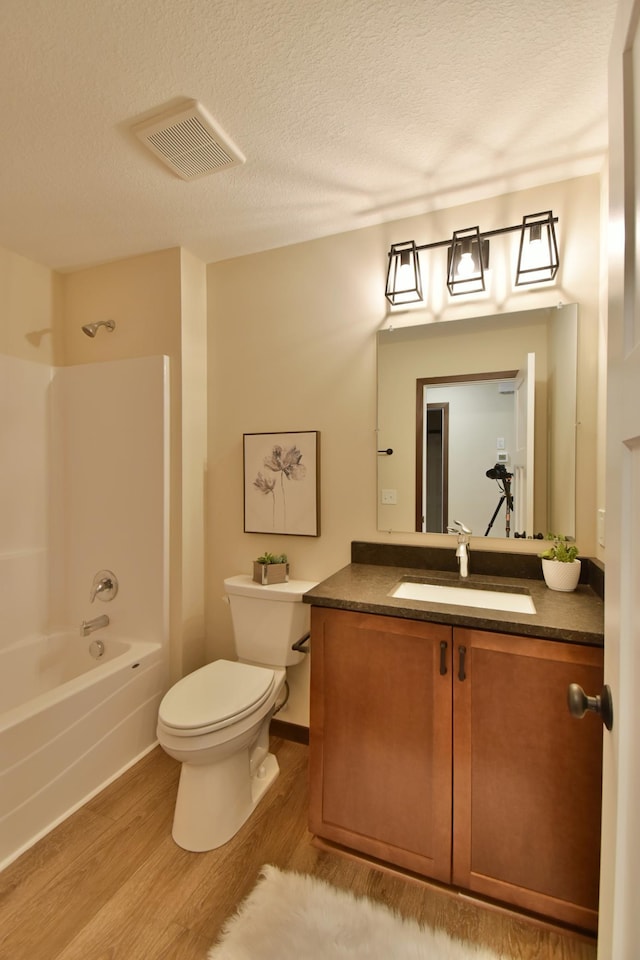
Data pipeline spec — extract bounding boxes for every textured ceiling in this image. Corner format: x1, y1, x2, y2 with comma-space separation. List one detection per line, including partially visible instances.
0, 0, 618, 271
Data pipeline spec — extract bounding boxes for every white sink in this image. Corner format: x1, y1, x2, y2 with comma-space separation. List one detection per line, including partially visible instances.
391, 580, 536, 615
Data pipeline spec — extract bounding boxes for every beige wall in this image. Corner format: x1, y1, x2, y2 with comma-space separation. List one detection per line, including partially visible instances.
207, 174, 605, 724
179, 248, 208, 675
0, 245, 63, 364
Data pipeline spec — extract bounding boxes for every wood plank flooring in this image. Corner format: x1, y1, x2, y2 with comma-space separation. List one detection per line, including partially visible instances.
0, 738, 596, 960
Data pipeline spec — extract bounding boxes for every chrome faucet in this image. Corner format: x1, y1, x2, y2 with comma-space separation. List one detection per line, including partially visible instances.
81, 614, 110, 636
447, 520, 471, 578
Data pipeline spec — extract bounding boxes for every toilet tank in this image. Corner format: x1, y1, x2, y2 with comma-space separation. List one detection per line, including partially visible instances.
224, 575, 318, 667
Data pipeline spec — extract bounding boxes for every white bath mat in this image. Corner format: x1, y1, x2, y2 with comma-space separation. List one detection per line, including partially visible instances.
208, 864, 508, 960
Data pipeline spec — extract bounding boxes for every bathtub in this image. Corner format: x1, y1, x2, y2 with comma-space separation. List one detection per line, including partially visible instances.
0, 631, 167, 871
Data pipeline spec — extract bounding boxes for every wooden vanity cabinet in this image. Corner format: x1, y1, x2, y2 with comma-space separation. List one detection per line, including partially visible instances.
309, 607, 604, 932
452, 627, 603, 931
308, 607, 453, 881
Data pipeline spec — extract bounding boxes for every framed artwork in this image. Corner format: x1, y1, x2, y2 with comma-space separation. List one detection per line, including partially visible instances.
243, 431, 320, 536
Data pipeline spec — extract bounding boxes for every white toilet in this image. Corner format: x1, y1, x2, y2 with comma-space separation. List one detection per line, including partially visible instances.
157, 574, 317, 852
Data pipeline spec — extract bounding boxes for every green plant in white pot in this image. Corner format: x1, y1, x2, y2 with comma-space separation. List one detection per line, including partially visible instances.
253, 552, 289, 585
539, 535, 581, 592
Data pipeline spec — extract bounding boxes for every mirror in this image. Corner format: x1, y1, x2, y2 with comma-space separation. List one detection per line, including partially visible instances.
377, 304, 578, 540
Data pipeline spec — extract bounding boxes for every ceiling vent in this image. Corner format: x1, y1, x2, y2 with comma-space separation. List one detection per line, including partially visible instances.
133, 100, 245, 181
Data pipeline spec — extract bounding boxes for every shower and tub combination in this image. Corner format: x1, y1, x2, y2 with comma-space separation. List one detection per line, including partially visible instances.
0, 351, 170, 871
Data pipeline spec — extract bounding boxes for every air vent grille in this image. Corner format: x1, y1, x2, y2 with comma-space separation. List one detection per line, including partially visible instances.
134, 101, 245, 181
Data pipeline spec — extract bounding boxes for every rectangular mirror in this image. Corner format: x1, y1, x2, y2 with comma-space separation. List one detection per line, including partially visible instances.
377, 304, 578, 541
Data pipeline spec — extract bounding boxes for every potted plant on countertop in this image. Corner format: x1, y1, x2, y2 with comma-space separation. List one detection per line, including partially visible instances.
253, 552, 289, 585
539, 535, 581, 592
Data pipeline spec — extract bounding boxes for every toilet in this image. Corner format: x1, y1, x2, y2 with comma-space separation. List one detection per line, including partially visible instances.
157, 574, 317, 852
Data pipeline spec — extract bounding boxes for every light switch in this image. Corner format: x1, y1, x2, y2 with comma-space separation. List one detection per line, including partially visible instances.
598, 509, 605, 548
381, 489, 397, 504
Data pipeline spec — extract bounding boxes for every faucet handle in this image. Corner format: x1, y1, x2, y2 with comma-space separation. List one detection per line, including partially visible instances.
453, 519, 472, 535
90, 569, 119, 603
448, 520, 472, 538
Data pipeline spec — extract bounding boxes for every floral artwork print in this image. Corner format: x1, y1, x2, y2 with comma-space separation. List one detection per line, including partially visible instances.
244, 432, 319, 536
253, 444, 307, 529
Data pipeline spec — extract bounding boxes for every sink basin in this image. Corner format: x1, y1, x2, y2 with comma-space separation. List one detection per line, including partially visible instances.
391, 580, 536, 615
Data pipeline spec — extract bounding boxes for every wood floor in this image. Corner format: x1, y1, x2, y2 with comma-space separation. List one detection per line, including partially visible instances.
0, 738, 596, 960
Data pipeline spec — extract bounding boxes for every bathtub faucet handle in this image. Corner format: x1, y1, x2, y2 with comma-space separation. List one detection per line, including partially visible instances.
90, 569, 119, 603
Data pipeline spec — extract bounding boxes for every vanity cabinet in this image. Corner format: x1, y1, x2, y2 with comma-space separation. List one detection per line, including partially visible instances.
309, 607, 604, 932
308, 608, 453, 881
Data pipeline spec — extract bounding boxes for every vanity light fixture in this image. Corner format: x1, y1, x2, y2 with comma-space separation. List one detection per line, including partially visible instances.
384, 211, 559, 305
385, 240, 423, 305
446, 227, 489, 296
515, 211, 560, 285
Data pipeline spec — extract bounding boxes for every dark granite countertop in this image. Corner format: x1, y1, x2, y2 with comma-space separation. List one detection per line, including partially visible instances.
303, 561, 604, 647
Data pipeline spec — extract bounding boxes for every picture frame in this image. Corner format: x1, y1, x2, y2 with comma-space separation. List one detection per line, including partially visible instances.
243, 431, 320, 537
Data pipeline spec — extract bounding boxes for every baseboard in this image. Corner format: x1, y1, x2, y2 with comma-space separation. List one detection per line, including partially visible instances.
270, 719, 309, 745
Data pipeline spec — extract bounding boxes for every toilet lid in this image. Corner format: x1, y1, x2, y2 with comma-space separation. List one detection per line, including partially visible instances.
158, 659, 276, 731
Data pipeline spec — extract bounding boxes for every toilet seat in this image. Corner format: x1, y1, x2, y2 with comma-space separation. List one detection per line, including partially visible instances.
158, 659, 277, 737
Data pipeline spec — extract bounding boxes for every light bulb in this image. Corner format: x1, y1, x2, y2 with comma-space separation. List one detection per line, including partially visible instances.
397, 255, 414, 291
456, 251, 476, 279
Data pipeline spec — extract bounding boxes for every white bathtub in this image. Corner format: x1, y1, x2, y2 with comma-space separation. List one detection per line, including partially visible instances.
0, 631, 167, 871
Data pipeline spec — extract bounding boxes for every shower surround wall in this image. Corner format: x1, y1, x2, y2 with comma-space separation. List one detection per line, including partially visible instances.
0, 355, 53, 645
48, 356, 170, 641
0, 353, 170, 860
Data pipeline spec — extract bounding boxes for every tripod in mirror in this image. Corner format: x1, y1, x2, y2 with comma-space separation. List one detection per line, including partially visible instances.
484, 463, 514, 537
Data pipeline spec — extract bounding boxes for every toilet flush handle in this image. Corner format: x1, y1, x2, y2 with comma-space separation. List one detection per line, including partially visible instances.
291, 632, 311, 654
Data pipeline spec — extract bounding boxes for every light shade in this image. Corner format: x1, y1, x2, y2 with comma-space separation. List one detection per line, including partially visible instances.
446, 227, 489, 296
385, 241, 423, 305
515, 211, 559, 285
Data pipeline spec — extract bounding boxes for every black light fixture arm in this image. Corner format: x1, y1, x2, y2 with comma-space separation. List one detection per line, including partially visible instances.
391, 216, 559, 257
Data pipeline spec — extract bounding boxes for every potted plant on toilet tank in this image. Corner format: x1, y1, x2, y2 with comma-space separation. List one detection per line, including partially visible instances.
539, 535, 581, 592
253, 552, 289, 585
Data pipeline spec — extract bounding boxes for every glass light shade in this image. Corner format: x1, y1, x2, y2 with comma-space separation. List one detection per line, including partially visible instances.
447, 227, 488, 296
385, 241, 423, 305
515, 211, 559, 285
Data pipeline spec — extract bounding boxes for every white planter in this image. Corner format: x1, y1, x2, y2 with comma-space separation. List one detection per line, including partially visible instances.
541, 558, 581, 592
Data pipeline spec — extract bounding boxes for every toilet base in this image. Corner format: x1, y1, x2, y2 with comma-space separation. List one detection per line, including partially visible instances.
171, 749, 280, 852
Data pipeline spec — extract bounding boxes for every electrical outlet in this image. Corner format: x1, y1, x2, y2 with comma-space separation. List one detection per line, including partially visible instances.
381, 489, 397, 505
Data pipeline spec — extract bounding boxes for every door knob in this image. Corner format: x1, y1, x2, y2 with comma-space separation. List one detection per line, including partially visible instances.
567, 683, 613, 731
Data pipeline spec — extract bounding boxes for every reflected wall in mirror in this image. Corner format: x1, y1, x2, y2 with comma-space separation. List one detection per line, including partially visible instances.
377, 305, 578, 541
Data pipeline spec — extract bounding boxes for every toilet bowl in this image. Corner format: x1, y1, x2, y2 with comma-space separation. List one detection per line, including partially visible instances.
157, 575, 317, 851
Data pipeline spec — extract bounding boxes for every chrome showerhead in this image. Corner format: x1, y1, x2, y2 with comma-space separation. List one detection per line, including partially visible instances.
81, 319, 116, 338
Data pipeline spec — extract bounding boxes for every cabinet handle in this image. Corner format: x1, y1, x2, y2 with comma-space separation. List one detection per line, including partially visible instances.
439, 640, 448, 676
458, 645, 467, 681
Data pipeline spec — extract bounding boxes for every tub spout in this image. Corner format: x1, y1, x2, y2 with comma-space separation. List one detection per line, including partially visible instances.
81, 614, 110, 636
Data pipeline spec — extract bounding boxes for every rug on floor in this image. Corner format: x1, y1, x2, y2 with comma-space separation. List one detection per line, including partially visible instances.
208, 864, 508, 960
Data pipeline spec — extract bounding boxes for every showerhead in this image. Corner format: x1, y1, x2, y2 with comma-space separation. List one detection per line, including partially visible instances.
81, 319, 116, 338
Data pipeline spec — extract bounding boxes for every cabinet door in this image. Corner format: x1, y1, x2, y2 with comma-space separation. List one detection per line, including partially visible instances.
452, 628, 603, 931
309, 607, 453, 881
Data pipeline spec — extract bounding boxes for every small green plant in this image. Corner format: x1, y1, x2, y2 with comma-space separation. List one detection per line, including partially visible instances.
540, 534, 579, 563
256, 552, 288, 565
